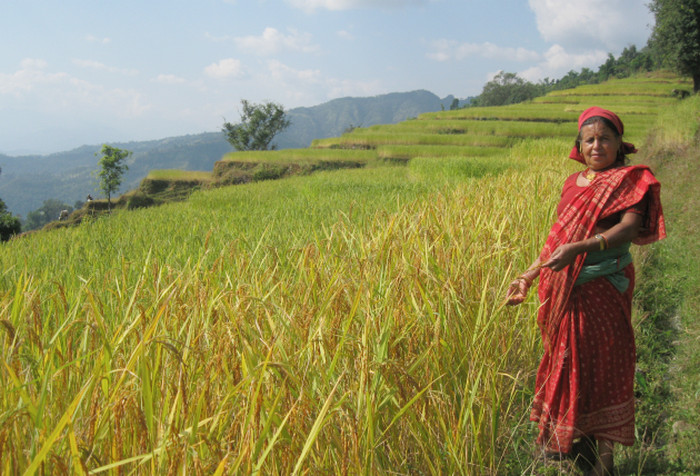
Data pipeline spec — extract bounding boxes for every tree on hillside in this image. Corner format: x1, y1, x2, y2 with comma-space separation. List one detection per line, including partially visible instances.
0, 167, 21, 241
222, 100, 291, 151
24, 198, 75, 231
648, 0, 700, 92
96, 144, 131, 210
0, 198, 21, 241
473, 71, 540, 107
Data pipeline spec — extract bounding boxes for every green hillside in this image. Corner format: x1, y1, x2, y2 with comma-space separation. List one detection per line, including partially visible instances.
0, 90, 458, 219
0, 72, 697, 475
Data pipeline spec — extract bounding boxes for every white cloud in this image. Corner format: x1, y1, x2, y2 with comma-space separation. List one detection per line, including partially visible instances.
286, 0, 426, 12
0, 58, 149, 117
267, 59, 322, 83
234, 27, 319, 55
1, 58, 65, 96
528, 0, 653, 52
337, 30, 354, 40
85, 34, 111, 44
204, 58, 245, 79
261, 60, 381, 104
21, 58, 49, 70
325, 77, 384, 99
428, 40, 540, 62
105, 89, 151, 116
519, 44, 609, 81
73, 59, 139, 76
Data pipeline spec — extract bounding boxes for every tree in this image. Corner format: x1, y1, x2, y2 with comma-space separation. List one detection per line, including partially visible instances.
24, 198, 74, 231
0, 198, 21, 241
0, 168, 21, 240
475, 71, 540, 107
222, 100, 291, 151
648, 0, 700, 92
96, 144, 131, 210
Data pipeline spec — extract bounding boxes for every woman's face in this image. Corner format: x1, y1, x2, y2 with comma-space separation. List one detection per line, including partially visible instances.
579, 121, 621, 171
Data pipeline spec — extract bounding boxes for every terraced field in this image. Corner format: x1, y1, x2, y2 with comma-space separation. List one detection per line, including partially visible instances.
0, 72, 693, 475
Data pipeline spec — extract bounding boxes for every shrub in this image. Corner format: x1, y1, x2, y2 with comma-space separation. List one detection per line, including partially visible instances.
0, 212, 21, 241
252, 164, 288, 181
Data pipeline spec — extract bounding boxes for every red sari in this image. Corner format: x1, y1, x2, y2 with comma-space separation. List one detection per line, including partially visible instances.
530, 165, 666, 453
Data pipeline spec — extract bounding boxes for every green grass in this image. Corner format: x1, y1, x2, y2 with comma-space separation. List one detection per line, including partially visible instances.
420, 103, 581, 122
361, 119, 576, 138
617, 95, 700, 475
145, 169, 214, 181
545, 74, 691, 97
219, 148, 376, 164
0, 73, 696, 475
312, 132, 519, 149
376, 144, 505, 160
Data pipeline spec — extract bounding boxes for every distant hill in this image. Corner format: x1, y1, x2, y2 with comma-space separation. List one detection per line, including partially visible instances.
0, 90, 465, 218
278, 90, 461, 148
0, 133, 231, 219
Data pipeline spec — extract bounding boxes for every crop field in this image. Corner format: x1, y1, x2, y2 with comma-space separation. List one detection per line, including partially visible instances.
421, 104, 581, 122
145, 170, 214, 182
219, 148, 377, 165
354, 120, 576, 139
312, 133, 518, 149
545, 75, 690, 97
0, 73, 692, 474
375, 145, 505, 161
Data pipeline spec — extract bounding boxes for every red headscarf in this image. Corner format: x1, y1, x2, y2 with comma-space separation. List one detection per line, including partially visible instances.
569, 106, 638, 164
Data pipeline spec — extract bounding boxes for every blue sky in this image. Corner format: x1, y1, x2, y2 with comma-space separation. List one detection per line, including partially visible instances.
0, 0, 653, 154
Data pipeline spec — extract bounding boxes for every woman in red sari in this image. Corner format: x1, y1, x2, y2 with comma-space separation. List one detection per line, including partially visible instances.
506, 107, 666, 475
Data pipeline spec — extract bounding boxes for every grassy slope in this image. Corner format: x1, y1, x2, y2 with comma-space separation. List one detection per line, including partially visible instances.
0, 73, 697, 475
622, 95, 700, 475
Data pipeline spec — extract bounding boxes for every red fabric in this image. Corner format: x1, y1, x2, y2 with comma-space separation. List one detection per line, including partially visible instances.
569, 107, 638, 164
578, 107, 626, 135
556, 172, 587, 217
557, 172, 647, 226
531, 267, 637, 452
531, 165, 666, 453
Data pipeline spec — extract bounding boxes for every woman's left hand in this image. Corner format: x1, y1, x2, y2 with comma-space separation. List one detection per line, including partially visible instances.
505, 278, 529, 306
542, 243, 581, 272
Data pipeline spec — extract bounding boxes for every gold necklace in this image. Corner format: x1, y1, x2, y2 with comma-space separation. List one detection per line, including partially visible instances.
584, 168, 596, 181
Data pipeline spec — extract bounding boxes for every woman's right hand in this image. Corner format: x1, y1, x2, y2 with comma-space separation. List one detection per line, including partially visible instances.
505, 278, 529, 306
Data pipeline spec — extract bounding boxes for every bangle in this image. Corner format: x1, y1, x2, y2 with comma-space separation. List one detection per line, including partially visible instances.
594, 233, 607, 250
517, 274, 533, 286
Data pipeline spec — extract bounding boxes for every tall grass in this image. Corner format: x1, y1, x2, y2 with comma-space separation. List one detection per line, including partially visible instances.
376, 145, 504, 161
363, 120, 575, 138
0, 73, 690, 474
312, 133, 517, 149
220, 148, 376, 164
145, 170, 214, 181
615, 94, 700, 474
0, 163, 555, 474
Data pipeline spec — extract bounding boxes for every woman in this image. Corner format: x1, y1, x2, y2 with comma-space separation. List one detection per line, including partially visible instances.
506, 107, 666, 475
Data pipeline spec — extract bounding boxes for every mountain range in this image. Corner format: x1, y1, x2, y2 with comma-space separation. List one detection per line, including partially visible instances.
0, 90, 464, 218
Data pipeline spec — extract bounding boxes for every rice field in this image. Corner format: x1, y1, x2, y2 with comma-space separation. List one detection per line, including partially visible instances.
356, 120, 576, 139
376, 145, 505, 161
145, 170, 214, 182
312, 133, 518, 149
0, 73, 690, 474
219, 148, 377, 165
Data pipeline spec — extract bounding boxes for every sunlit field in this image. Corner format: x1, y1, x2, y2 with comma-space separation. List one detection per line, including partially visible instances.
0, 73, 690, 474
219, 148, 377, 165
144, 170, 214, 181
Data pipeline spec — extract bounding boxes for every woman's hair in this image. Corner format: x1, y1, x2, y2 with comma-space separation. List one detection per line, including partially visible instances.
575, 116, 629, 164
